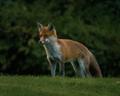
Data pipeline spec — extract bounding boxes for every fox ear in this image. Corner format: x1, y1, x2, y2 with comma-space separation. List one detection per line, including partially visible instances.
37, 22, 43, 31
48, 23, 55, 31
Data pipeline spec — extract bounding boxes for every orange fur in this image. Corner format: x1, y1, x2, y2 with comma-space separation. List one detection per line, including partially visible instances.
38, 23, 102, 77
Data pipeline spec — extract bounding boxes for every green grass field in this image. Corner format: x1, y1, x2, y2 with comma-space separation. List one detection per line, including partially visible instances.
0, 76, 119, 96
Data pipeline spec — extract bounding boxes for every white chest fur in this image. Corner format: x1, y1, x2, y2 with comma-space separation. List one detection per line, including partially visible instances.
43, 36, 62, 61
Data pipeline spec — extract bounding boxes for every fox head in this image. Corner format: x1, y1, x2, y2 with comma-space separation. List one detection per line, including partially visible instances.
37, 23, 57, 44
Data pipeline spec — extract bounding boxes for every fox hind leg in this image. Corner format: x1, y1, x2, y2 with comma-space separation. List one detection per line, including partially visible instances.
77, 58, 87, 77
70, 61, 78, 76
78, 58, 92, 77
77, 58, 86, 77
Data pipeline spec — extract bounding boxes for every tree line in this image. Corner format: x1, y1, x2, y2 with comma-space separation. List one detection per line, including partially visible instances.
0, 0, 120, 77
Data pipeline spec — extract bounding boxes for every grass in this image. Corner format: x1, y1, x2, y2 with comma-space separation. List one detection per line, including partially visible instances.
0, 76, 120, 96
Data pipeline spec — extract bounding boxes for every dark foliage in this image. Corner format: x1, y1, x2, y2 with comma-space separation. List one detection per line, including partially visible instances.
0, 0, 120, 77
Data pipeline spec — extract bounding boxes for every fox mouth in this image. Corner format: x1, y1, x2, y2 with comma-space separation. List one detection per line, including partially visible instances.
39, 39, 45, 44
39, 38, 51, 44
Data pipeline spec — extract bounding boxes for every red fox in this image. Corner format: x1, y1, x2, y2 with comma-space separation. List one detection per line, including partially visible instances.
38, 23, 102, 77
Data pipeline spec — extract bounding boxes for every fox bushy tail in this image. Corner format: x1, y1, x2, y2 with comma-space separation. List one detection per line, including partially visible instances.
90, 54, 103, 77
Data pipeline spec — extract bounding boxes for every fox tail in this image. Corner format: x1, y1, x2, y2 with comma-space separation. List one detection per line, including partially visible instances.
90, 54, 103, 77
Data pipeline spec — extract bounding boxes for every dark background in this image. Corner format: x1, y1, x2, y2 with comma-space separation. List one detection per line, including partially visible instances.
0, 0, 120, 77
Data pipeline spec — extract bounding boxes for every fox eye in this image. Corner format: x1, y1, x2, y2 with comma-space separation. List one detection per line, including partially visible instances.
39, 34, 48, 38
44, 35, 48, 38
40, 34, 42, 37
39, 34, 42, 37
39, 33, 43, 37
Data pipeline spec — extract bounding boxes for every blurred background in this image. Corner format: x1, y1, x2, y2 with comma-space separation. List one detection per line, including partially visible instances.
0, 0, 120, 77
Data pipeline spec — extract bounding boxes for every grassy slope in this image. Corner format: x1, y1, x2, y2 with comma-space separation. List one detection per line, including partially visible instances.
0, 76, 120, 96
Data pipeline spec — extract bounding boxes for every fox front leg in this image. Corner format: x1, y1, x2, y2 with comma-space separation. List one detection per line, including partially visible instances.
47, 58, 57, 77
50, 63, 57, 77
59, 63, 65, 77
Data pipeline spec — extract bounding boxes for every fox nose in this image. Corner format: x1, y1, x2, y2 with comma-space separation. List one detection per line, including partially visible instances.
39, 38, 50, 44
39, 38, 45, 44
39, 40, 45, 44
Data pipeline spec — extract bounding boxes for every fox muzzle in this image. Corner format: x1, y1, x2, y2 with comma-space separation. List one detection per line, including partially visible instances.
39, 38, 50, 44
